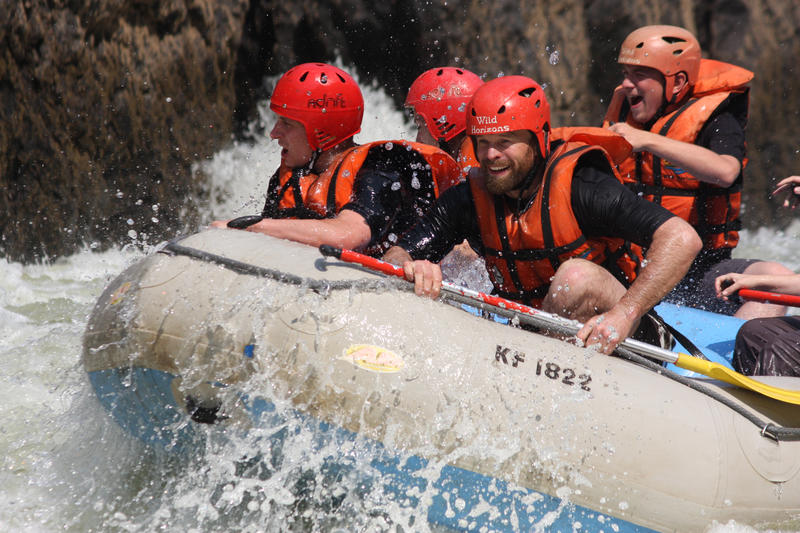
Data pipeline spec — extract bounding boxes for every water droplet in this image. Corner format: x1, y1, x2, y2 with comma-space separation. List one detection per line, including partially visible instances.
549, 50, 560, 65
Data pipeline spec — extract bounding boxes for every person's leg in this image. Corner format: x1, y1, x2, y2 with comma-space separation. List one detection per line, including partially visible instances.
543, 258, 671, 348
543, 258, 626, 322
732, 316, 800, 376
687, 258, 789, 318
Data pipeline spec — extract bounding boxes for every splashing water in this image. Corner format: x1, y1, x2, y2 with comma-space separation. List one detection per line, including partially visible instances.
1, 66, 798, 533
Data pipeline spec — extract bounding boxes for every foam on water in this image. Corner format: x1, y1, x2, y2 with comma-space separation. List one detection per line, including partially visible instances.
1, 69, 798, 532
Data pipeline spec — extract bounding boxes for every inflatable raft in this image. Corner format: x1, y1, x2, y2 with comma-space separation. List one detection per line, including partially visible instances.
82, 229, 800, 532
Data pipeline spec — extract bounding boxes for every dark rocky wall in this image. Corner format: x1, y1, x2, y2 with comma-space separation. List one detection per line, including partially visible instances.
1, 0, 247, 262
2, 0, 798, 263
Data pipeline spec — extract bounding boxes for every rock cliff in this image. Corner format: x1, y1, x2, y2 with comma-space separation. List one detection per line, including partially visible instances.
2, 0, 798, 262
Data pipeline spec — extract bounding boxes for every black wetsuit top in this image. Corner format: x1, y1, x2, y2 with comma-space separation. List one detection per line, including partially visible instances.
689, 110, 747, 271
263, 143, 441, 252
398, 151, 676, 262
342, 145, 440, 251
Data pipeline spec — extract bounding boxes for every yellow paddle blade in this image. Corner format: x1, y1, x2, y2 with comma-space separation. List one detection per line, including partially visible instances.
674, 354, 800, 405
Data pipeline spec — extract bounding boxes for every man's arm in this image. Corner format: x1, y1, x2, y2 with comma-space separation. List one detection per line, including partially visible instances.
570, 160, 702, 352
608, 121, 741, 187
577, 216, 702, 351
236, 209, 372, 250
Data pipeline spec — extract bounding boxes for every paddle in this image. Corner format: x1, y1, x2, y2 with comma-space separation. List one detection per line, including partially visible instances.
319, 245, 800, 405
738, 288, 800, 308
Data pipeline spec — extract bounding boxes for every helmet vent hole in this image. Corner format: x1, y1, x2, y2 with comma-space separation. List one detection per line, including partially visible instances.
518, 87, 536, 98
436, 69, 444, 76
635, 42, 644, 49
336, 73, 346, 83
498, 105, 506, 114
534, 100, 541, 108
320, 73, 328, 84
299, 72, 309, 82
672, 49, 684, 56
663, 36, 688, 44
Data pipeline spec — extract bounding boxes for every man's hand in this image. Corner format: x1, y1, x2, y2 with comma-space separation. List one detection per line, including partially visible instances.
607, 122, 656, 152
383, 246, 443, 298
772, 176, 800, 209
403, 259, 443, 298
209, 220, 230, 228
576, 304, 638, 355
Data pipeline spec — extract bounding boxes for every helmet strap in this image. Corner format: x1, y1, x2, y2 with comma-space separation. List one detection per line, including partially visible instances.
295, 149, 320, 177
513, 133, 547, 206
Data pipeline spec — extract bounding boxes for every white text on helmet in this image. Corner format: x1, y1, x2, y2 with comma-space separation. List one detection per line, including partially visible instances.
470, 125, 510, 134
473, 115, 499, 125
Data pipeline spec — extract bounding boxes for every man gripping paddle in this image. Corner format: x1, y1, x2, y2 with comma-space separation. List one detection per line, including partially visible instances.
383, 75, 701, 354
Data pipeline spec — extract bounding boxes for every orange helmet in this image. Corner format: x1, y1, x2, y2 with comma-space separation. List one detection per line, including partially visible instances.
466, 76, 551, 157
269, 63, 364, 151
617, 25, 701, 103
405, 67, 484, 142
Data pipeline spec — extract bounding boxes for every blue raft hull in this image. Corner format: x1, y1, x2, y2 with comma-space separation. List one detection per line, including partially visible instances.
89, 365, 656, 532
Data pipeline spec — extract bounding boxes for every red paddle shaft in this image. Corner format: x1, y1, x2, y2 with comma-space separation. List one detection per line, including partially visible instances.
318, 245, 576, 329
738, 288, 800, 308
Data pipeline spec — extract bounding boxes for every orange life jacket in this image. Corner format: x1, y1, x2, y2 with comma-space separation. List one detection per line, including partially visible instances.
602, 59, 751, 251
263, 140, 461, 220
469, 127, 643, 307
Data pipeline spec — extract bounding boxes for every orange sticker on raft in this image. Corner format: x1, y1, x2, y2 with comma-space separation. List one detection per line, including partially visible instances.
341, 344, 404, 373
109, 282, 132, 305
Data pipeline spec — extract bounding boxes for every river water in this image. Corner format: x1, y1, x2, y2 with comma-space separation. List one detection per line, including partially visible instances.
1, 78, 798, 532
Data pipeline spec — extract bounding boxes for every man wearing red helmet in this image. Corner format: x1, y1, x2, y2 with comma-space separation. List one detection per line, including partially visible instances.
211, 62, 460, 255
603, 25, 793, 319
405, 67, 485, 264
384, 75, 702, 354
405, 67, 484, 180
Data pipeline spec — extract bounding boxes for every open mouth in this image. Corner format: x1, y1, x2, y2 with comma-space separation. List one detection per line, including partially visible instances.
629, 95, 644, 107
488, 164, 510, 176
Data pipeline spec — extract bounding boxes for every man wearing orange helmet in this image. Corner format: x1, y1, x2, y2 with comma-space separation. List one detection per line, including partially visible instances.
603, 25, 793, 319
405, 67, 484, 180
384, 76, 702, 354
211, 62, 460, 255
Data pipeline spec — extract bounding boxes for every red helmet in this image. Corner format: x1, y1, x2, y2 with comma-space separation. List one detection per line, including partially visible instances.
617, 25, 701, 103
466, 76, 551, 157
269, 63, 364, 151
405, 67, 484, 142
